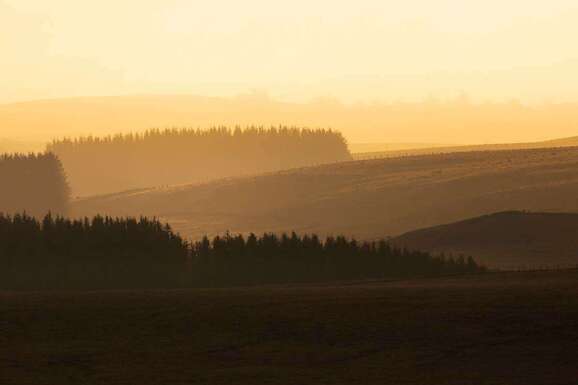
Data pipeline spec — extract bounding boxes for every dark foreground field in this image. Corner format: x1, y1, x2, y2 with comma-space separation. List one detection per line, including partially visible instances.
2, 271, 578, 385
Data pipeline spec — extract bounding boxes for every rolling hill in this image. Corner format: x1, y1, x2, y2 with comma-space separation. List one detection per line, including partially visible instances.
72, 146, 578, 244
392, 211, 578, 269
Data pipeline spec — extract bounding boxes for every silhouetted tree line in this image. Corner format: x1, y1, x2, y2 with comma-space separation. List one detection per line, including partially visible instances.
190, 232, 484, 287
48, 127, 352, 196
0, 213, 484, 290
0, 213, 188, 289
0, 153, 70, 217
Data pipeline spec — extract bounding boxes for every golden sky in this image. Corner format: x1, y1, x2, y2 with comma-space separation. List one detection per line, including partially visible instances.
2, 0, 578, 104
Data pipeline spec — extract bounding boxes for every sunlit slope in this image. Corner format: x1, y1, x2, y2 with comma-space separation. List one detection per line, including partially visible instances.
392, 211, 578, 270
353, 136, 578, 159
73, 146, 578, 240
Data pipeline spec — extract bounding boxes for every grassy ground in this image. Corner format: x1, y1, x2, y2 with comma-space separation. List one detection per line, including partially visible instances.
2, 270, 578, 385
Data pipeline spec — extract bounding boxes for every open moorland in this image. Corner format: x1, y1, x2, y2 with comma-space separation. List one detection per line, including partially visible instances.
2, 270, 578, 385
73, 146, 578, 246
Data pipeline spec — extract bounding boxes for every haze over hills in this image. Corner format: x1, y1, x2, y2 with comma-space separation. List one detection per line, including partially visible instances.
354, 136, 578, 159
349, 142, 456, 154
73, 145, 578, 243
392, 211, 578, 270
5, 95, 578, 144
0, 138, 45, 154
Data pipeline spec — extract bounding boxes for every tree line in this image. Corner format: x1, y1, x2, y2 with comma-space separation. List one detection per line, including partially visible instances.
0, 213, 188, 289
0, 213, 484, 290
190, 232, 483, 287
0, 153, 70, 217
48, 127, 352, 197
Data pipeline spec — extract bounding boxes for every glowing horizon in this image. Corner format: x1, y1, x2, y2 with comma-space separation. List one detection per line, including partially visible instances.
2, 0, 578, 105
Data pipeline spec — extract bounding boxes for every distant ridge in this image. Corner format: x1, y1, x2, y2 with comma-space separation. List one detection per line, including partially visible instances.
353, 136, 578, 159
392, 211, 578, 270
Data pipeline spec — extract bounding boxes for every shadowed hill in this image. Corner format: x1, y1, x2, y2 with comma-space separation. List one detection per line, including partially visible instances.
391, 211, 578, 270
73, 146, 578, 243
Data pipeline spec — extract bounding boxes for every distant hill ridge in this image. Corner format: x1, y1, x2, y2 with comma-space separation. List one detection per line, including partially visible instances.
353, 136, 578, 159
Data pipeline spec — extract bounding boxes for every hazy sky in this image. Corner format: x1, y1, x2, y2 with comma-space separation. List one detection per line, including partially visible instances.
2, 0, 578, 103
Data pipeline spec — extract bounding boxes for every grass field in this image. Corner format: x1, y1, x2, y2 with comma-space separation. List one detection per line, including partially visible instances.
3, 270, 578, 385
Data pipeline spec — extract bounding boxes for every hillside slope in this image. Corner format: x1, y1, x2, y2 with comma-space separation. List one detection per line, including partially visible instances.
392, 211, 578, 269
72, 146, 578, 242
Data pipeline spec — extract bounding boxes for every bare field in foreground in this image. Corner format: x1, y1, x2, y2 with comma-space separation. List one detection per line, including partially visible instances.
73, 146, 578, 246
2, 270, 578, 385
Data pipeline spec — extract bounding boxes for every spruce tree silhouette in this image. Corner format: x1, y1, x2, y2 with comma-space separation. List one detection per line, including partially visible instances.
0, 153, 70, 217
190, 232, 486, 287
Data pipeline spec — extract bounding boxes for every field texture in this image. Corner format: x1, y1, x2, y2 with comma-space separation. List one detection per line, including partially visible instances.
2, 270, 578, 385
